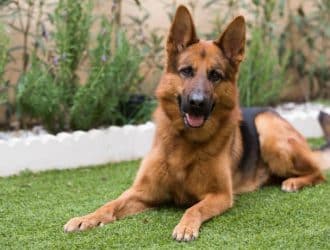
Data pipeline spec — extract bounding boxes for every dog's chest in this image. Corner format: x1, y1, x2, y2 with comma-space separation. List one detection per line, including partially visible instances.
165, 153, 215, 205
174, 170, 186, 182
168, 167, 199, 206
161, 135, 224, 205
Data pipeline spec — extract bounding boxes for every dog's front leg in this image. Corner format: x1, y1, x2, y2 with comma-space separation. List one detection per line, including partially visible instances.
64, 188, 150, 232
172, 193, 233, 242
64, 150, 167, 233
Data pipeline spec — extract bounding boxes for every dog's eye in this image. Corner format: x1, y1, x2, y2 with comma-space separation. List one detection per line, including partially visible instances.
208, 70, 223, 83
179, 66, 194, 78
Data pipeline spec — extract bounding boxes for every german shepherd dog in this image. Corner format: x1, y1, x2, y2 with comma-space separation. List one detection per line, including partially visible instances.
64, 6, 329, 242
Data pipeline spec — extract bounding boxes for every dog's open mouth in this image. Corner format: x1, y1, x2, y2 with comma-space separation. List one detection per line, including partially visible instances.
178, 95, 214, 128
184, 113, 206, 128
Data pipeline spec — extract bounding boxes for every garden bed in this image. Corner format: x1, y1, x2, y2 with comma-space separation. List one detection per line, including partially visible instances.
0, 103, 329, 177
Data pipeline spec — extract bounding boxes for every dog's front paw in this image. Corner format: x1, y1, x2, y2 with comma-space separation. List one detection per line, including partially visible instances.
281, 178, 300, 192
64, 214, 105, 233
172, 222, 199, 242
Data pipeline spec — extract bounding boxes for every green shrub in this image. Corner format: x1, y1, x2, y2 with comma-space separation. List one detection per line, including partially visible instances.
16, 5, 148, 132
119, 96, 157, 125
52, 0, 92, 105
53, 0, 92, 79
70, 18, 143, 130
238, 28, 289, 106
0, 22, 9, 105
283, 1, 330, 99
16, 1, 93, 132
16, 58, 63, 131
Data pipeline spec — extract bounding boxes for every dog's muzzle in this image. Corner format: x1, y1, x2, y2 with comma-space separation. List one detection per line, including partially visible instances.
178, 92, 214, 128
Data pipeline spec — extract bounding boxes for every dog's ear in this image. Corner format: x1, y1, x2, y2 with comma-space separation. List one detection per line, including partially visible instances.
215, 16, 246, 65
167, 5, 199, 53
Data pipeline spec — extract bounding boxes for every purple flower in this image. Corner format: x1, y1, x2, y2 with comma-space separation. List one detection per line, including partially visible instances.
101, 54, 107, 62
100, 28, 107, 36
53, 55, 60, 65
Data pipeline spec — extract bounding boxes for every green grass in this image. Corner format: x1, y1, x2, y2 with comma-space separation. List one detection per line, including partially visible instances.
308, 137, 327, 148
312, 99, 330, 106
0, 140, 329, 249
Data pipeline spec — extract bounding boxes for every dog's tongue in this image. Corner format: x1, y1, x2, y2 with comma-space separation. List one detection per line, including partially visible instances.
186, 114, 204, 127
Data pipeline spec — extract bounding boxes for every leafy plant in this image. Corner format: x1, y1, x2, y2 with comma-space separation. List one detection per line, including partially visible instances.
125, 4, 164, 92
16, 0, 93, 132
8, 0, 330, 132
238, 28, 289, 106
16, 57, 62, 130
15, 1, 149, 132
283, 0, 330, 100
205, 0, 329, 102
52, 0, 92, 104
118, 94, 156, 125
70, 18, 143, 130
204, 0, 288, 106
0, 21, 9, 105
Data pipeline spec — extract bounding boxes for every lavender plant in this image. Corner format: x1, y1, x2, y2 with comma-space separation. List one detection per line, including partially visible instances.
52, 0, 92, 104
205, 0, 288, 106
16, 0, 93, 131
70, 18, 143, 130
16, 57, 61, 131
0, 22, 9, 105
239, 28, 289, 106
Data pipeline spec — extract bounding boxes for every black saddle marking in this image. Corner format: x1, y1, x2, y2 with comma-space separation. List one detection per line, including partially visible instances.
239, 107, 272, 174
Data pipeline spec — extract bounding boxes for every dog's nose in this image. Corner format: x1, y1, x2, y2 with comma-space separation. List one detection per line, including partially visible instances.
189, 92, 205, 108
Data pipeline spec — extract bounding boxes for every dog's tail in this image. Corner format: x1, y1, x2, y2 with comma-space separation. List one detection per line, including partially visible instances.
288, 138, 330, 171
313, 146, 330, 170
313, 111, 330, 170
288, 111, 330, 171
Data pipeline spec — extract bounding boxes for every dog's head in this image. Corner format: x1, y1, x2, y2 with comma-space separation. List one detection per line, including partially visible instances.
156, 5, 245, 136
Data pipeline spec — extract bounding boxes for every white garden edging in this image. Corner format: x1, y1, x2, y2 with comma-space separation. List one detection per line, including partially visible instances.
0, 122, 155, 177
276, 103, 330, 138
0, 103, 329, 177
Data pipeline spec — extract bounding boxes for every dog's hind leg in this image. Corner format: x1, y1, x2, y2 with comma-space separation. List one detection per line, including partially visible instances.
280, 137, 326, 191
255, 112, 325, 192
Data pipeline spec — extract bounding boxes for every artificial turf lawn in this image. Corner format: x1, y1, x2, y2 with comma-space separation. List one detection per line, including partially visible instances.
0, 139, 329, 249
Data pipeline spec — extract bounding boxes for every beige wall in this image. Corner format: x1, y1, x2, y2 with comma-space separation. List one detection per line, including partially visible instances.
122, 0, 215, 34
1, 0, 320, 100
2, 0, 311, 75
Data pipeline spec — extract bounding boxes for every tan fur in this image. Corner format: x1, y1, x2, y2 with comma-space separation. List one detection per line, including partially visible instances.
64, 6, 326, 242
255, 112, 325, 191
